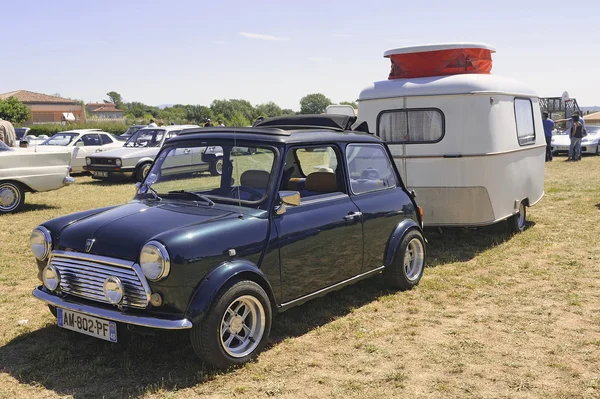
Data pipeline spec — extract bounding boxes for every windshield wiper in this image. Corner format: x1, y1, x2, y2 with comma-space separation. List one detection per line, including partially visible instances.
167, 190, 214, 206
139, 182, 161, 201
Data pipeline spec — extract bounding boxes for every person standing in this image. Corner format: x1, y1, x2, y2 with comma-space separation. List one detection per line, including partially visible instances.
204, 118, 213, 127
542, 112, 555, 161
148, 119, 158, 128
0, 118, 17, 147
567, 114, 584, 161
218, 119, 225, 127
569, 112, 586, 160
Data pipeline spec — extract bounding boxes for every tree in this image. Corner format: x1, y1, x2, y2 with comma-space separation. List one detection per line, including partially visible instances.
211, 99, 254, 122
106, 91, 123, 109
185, 105, 213, 124
340, 101, 358, 109
299, 93, 332, 114
0, 97, 31, 123
228, 111, 251, 127
254, 101, 283, 118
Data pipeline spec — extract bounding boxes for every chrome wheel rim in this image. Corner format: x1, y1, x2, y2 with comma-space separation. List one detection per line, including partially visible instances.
0, 183, 20, 212
216, 159, 223, 174
142, 164, 151, 178
517, 202, 526, 229
220, 295, 265, 358
404, 238, 424, 282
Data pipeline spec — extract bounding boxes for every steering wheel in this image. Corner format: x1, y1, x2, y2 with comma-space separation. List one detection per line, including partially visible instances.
228, 186, 264, 201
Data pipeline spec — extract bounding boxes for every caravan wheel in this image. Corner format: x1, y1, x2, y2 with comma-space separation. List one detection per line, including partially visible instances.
508, 201, 527, 233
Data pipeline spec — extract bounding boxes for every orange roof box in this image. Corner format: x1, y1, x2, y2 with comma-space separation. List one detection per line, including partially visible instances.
384, 43, 496, 79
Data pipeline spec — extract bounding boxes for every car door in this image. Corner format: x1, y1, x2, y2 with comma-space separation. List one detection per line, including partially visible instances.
274, 145, 364, 303
345, 143, 415, 272
159, 131, 194, 176
72, 133, 102, 171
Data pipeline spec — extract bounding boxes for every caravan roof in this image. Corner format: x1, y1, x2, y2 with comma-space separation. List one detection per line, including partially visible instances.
358, 74, 538, 101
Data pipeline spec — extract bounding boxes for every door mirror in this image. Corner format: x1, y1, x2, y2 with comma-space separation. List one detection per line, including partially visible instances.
275, 191, 301, 215
75, 141, 84, 147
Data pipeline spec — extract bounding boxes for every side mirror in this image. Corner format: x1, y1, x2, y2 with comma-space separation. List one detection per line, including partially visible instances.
275, 191, 301, 215
75, 141, 84, 147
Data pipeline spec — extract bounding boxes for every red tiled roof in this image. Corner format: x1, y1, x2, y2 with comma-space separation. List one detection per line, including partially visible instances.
87, 103, 123, 113
0, 90, 80, 104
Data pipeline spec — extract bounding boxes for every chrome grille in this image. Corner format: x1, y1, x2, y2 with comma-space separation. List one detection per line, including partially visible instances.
50, 252, 150, 309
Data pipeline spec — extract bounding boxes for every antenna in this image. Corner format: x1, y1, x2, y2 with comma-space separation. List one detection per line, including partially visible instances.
232, 129, 243, 219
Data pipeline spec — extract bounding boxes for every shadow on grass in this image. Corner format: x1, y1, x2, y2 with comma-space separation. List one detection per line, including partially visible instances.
0, 279, 394, 398
8, 203, 60, 213
77, 179, 135, 187
424, 221, 534, 267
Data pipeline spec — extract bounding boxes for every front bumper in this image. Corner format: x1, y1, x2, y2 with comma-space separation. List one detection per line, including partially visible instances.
33, 287, 192, 330
63, 176, 75, 184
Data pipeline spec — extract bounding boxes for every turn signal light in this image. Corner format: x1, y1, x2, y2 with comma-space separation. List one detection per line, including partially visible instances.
418, 206, 424, 225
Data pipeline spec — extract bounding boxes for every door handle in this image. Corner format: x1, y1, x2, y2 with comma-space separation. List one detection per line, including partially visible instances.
183, 148, 191, 154
343, 211, 363, 221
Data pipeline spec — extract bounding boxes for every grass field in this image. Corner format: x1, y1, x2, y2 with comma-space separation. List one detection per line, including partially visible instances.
1, 155, 599, 398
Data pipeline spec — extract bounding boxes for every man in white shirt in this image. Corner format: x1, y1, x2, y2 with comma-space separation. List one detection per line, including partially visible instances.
148, 119, 158, 128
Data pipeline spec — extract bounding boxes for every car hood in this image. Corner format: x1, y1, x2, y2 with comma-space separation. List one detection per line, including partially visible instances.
89, 146, 159, 159
552, 135, 571, 145
55, 201, 236, 260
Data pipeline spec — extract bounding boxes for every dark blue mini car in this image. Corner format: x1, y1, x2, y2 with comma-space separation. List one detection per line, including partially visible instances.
30, 115, 426, 369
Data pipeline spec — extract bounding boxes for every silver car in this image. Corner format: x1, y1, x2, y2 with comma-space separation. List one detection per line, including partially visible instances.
551, 125, 600, 155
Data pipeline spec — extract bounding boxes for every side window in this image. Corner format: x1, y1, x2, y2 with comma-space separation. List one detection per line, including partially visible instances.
377, 109, 444, 144
346, 144, 397, 194
99, 134, 113, 145
283, 146, 344, 198
514, 98, 535, 146
81, 134, 100, 146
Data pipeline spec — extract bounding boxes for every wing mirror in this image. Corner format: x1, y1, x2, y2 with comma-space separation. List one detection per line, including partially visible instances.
75, 141, 84, 147
275, 191, 301, 215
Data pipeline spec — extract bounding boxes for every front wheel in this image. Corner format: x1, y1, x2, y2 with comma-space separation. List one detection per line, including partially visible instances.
209, 156, 223, 176
384, 229, 425, 290
507, 201, 527, 233
0, 181, 26, 215
190, 280, 272, 369
135, 163, 152, 182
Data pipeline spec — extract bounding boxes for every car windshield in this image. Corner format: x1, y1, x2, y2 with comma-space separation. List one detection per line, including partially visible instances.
586, 126, 600, 135
41, 132, 78, 146
124, 129, 166, 147
140, 143, 276, 205
15, 128, 28, 139
0, 141, 13, 151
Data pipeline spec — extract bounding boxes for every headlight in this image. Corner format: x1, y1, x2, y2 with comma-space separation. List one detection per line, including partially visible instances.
86, 157, 91, 165
31, 227, 52, 261
115, 159, 122, 167
42, 265, 60, 291
140, 241, 170, 281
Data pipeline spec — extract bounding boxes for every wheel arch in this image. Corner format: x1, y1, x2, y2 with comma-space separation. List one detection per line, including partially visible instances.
186, 260, 276, 324
135, 158, 154, 169
383, 219, 423, 268
0, 179, 33, 193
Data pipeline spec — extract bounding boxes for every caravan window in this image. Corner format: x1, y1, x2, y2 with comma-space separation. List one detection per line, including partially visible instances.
377, 109, 444, 144
514, 98, 535, 146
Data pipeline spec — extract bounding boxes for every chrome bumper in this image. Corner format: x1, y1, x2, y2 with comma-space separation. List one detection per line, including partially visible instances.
63, 176, 75, 184
33, 287, 192, 330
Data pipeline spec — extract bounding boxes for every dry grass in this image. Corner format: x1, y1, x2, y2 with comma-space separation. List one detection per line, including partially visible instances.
1, 155, 600, 398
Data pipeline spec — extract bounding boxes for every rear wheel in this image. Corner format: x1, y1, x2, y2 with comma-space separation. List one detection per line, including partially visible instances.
384, 229, 425, 290
508, 201, 527, 233
190, 280, 272, 369
595, 144, 599, 156
0, 182, 25, 214
135, 163, 152, 182
210, 156, 223, 176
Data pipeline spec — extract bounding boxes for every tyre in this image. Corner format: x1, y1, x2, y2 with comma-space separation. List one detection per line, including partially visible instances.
595, 144, 599, 156
384, 229, 425, 291
0, 181, 25, 215
209, 156, 223, 176
507, 201, 527, 233
190, 280, 272, 369
135, 163, 152, 182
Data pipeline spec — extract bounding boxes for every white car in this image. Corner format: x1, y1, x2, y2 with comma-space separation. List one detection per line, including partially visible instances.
551, 125, 600, 155
84, 125, 226, 182
31, 129, 126, 173
0, 141, 74, 214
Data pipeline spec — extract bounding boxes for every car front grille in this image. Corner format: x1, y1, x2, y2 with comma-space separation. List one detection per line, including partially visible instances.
91, 158, 117, 165
50, 252, 150, 309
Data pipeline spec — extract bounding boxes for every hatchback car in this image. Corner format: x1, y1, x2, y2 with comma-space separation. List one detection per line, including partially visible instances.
30, 115, 426, 369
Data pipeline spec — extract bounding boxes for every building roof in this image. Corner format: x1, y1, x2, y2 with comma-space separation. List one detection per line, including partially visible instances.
87, 103, 124, 113
0, 90, 80, 104
583, 111, 600, 122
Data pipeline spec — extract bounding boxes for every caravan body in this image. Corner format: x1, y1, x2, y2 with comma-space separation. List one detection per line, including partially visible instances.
358, 43, 545, 228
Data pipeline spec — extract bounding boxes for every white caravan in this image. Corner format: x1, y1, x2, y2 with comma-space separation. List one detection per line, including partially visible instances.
357, 43, 545, 232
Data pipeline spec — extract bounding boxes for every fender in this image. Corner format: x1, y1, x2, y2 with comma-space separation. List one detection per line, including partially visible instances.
135, 157, 154, 169
383, 219, 423, 267
186, 259, 275, 324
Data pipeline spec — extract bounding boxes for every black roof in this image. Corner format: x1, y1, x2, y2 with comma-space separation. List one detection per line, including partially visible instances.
253, 114, 357, 131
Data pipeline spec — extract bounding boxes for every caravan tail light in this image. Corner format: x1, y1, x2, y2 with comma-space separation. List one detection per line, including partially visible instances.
418, 206, 424, 226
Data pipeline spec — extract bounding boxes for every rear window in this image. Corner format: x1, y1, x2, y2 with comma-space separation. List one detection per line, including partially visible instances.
514, 98, 535, 146
377, 109, 444, 144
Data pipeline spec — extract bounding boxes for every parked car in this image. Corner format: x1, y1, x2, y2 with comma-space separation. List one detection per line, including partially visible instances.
84, 125, 223, 182
0, 140, 73, 214
30, 115, 425, 369
120, 124, 147, 139
551, 125, 600, 155
31, 129, 126, 173
15, 127, 31, 142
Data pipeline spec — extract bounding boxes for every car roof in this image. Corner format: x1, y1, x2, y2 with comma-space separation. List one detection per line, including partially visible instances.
137, 125, 199, 131
57, 129, 102, 134
173, 115, 381, 145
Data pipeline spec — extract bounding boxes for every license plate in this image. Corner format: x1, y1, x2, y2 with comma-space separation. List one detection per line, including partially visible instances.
93, 171, 109, 177
57, 308, 117, 342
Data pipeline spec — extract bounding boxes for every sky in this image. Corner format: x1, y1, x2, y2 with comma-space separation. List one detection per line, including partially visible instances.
1, 0, 599, 110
